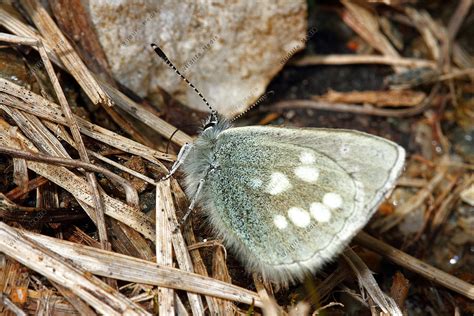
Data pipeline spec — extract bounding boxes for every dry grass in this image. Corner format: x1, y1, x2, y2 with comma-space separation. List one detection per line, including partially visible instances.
0, 0, 472, 314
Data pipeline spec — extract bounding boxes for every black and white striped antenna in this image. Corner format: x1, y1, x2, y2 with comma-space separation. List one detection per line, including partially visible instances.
151, 44, 217, 119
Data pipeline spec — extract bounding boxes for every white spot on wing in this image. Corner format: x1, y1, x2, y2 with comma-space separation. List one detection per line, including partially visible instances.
250, 178, 262, 189
294, 166, 319, 183
273, 215, 288, 229
265, 172, 291, 195
288, 207, 311, 227
310, 202, 332, 222
323, 192, 343, 209
299, 151, 316, 164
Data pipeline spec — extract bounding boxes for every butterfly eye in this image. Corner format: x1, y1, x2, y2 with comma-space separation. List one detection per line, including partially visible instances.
203, 112, 218, 130
203, 121, 216, 130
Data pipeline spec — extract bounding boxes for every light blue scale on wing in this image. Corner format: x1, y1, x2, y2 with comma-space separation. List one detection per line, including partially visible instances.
202, 125, 404, 280
206, 133, 360, 267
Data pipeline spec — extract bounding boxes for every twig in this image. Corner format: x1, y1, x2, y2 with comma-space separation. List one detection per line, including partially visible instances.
155, 180, 175, 316
431, 175, 474, 231
36, 42, 110, 252
313, 302, 344, 315
187, 240, 227, 258
375, 155, 449, 232
342, 248, 402, 315
0, 32, 38, 45
161, 179, 205, 315
21, 0, 112, 107
355, 232, 474, 300
0, 192, 86, 223
253, 274, 284, 316
397, 177, 428, 188
340, 0, 403, 72
0, 222, 150, 315
0, 293, 27, 316
0, 78, 174, 163
292, 55, 437, 68
86, 150, 156, 185
268, 83, 440, 118
51, 282, 97, 316
447, 0, 472, 41
0, 146, 139, 207
311, 265, 352, 302
100, 81, 193, 147
0, 118, 155, 240
20, 229, 264, 307
212, 247, 235, 315
5, 176, 49, 200
437, 68, 474, 81
0, 9, 192, 147
405, 8, 441, 61
171, 180, 221, 314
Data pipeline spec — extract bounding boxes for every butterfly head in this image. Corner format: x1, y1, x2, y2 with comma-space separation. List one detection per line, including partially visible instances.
202, 111, 218, 131
200, 111, 231, 141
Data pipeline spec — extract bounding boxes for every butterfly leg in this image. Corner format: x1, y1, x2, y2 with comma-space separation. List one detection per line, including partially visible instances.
174, 165, 218, 232
183, 178, 204, 222
173, 177, 205, 232
161, 143, 193, 180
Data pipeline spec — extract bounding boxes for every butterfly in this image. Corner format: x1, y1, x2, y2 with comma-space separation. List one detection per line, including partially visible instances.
152, 44, 406, 284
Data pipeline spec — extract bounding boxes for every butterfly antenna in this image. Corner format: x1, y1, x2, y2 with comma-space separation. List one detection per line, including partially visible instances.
230, 90, 274, 122
151, 43, 217, 119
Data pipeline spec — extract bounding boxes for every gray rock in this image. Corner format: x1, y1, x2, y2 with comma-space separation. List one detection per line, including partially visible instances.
85, 0, 307, 117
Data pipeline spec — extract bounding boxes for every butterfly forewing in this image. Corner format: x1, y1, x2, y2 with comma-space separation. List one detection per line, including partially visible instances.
200, 126, 404, 281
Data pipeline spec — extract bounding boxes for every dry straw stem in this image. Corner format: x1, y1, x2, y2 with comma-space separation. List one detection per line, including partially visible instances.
0, 146, 139, 207
405, 7, 441, 61
340, 0, 404, 73
159, 180, 205, 315
269, 83, 440, 117
171, 179, 221, 314
0, 7, 192, 147
431, 175, 474, 231
253, 274, 284, 316
37, 114, 158, 185
212, 247, 235, 315
25, 1, 151, 146
0, 31, 38, 45
355, 232, 474, 300
0, 103, 115, 231
0, 78, 173, 163
375, 155, 449, 232
0, 222, 150, 315
155, 181, 176, 315
0, 293, 28, 316
0, 118, 155, 240
292, 55, 437, 69
343, 248, 402, 316
4, 175, 48, 201
306, 265, 352, 303
85, 150, 156, 185
315, 90, 426, 107
36, 42, 110, 252
51, 281, 97, 316
21, 0, 112, 107
13, 228, 264, 307
100, 82, 193, 147
437, 68, 474, 81
397, 177, 428, 188
175, 295, 190, 316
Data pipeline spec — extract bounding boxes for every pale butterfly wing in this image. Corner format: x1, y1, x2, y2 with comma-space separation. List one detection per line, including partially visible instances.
186, 126, 405, 283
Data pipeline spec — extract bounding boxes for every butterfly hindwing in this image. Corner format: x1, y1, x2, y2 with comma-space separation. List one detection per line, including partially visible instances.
195, 126, 405, 282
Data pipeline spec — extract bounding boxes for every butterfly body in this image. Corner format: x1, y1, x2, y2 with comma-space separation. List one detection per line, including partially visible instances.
181, 116, 405, 284
150, 42, 405, 284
